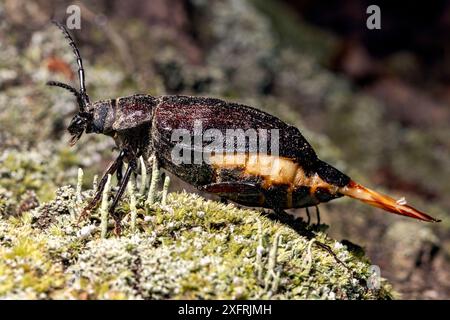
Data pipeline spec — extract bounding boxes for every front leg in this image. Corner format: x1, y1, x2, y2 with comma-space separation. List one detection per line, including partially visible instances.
116, 160, 124, 184
79, 150, 126, 220
109, 157, 137, 235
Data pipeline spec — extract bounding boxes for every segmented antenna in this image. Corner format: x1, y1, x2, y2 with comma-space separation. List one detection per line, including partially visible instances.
46, 80, 85, 109
46, 80, 81, 100
51, 20, 90, 108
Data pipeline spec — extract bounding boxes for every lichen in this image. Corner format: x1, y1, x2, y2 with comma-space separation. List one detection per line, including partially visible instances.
0, 176, 394, 299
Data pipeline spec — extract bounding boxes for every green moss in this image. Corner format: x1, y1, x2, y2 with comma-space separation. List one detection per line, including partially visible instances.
0, 182, 394, 299
0, 220, 67, 298
0, 149, 58, 202
0, 187, 15, 217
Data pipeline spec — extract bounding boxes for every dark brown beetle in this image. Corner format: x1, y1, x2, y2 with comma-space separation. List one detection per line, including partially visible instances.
47, 22, 439, 231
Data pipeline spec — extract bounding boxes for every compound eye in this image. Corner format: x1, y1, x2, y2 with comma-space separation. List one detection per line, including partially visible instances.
68, 115, 86, 134
74, 118, 83, 126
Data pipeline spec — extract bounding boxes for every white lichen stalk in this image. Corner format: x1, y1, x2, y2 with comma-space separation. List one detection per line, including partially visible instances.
92, 174, 98, 191
256, 219, 264, 283
161, 175, 171, 206
74, 168, 84, 218
100, 174, 112, 238
76, 168, 84, 203
139, 156, 147, 195
302, 238, 316, 275
264, 231, 282, 297
146, 156, 159, 207
127, 176, 138, 233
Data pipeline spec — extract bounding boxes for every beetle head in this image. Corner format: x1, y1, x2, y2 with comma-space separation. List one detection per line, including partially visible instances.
46, 21, 92, 146
67, 111, 92, 145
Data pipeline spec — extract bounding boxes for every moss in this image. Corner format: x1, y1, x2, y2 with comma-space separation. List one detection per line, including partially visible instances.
0, 180, 394, 299
0, 219, 67, 299
0, 187, 15, 217
0, 149, 58, 202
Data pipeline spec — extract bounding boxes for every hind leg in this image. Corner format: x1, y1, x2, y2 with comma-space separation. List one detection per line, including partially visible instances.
305, 207, 311, 225
315, 206, 321, 225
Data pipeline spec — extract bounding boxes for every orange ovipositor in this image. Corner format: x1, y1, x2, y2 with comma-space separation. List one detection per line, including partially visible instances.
339, 180, 440, 222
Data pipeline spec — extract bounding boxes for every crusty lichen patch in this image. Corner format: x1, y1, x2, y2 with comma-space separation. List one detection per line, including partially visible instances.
0, 182, 394, 299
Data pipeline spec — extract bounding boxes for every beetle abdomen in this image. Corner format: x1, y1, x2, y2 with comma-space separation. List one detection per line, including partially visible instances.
210, 153, 336, 190
209, 153, 342, 208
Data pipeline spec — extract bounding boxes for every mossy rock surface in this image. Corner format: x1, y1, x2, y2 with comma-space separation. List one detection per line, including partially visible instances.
0, 185, 393, 299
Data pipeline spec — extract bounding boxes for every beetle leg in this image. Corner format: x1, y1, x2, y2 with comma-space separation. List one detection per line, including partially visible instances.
116, 160, 124, 184
315, 206, 321, 225
109, 158, 136, 236
272, 207, 290, 216
200, 182, 261, 208
305, 207, 311, 225
199, 182, 262, 195
79, 150, 126, 221
201, 182, 292, 216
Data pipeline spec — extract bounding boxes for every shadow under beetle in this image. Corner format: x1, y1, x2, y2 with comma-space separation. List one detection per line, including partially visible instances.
47, 22, 439, 233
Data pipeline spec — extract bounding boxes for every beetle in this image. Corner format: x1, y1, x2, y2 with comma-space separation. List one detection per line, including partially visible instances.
47, 21, 439, 233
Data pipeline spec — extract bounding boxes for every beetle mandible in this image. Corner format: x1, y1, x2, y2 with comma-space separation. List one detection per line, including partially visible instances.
47, 21, 439, 232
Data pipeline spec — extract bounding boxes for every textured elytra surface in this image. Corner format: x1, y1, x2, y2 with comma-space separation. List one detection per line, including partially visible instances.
146, 95, 350, 209
153, 95, 317, 167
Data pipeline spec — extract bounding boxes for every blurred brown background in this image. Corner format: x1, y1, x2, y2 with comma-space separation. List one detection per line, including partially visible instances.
0, 0, 449, 299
